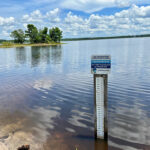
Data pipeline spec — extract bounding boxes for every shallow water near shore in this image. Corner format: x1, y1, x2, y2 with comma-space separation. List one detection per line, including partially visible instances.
0, 38, 150, 150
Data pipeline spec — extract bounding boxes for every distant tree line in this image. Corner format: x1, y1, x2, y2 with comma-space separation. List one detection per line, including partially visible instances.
0, 39, 7, 43
10, 24, 63, 44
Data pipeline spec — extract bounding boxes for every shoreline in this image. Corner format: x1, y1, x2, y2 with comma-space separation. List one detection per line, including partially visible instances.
0, 43, 63, 48
62, 34, 150, 41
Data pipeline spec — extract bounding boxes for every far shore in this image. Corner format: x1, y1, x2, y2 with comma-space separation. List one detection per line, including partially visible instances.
0, 42, 64, 48
62, 34, 150, 41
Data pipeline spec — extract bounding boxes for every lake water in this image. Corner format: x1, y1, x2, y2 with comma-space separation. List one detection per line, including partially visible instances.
0, 38, 150, 150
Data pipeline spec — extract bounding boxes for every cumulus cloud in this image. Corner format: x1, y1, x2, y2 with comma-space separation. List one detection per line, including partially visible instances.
63, 12, 88, 36
22, 10, 43, 23
31, 10, 42, 18
60, 0, 116, 13
115, 0, 130, 7
30, 0, 144, 13
1, 5, 150, 39
1, 30, 9, 37
1, 0, 150, 19
59, 0, 150, 13
115, 4, 150, 18
20, 0, 150, 14
0, 17, 14, 26
65, 12, 84, 24
46, 8, 60, 23
62, 5, 150, 36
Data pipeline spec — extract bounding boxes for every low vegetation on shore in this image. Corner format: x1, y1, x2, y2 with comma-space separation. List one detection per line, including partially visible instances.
0, 42, 62, 48
0, 24, 63, 48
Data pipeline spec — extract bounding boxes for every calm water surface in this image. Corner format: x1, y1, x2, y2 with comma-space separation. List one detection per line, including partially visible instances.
0, 38, 150, 150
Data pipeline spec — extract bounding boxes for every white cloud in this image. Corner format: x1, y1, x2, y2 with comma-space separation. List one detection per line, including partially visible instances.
1, 0, 150, 19
31, 10, 42, 18
46, 8, 60, 23
65, 12, 84, 24
1, 30, 9, 37
0, 17, 14, 26
1, 5, 150, 39
61, 0, 116, 13
115, 0, 130, 7
60, 0, 150, 13
23, 23, 28, 29
63, 12, 89, 36
115, 4, 150, 18
62, 5, 150, 37
3, 25, 15, 31
22, 10, 43, 23
21, 8, 61, 25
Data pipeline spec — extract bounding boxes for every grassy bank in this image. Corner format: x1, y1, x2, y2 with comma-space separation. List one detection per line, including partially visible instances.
0, 42, 63, 48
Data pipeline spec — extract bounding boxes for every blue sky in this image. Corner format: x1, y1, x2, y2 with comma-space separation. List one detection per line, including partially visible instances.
1, 0, 150, 39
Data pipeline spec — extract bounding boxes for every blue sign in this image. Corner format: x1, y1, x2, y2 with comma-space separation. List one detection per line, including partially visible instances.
91, 55, 111, 74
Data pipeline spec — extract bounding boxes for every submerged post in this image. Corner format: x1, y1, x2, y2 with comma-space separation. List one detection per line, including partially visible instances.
91, 55, 111, 140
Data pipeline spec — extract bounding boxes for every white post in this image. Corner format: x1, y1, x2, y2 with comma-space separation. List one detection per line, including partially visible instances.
94, 74, 108, 140
91, 55, 110, 140
96, 76, 104, 138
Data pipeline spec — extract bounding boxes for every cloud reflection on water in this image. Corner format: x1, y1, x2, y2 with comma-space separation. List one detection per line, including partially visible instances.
33, 78, 53, 91
109, 103, 150, 149
0, 106, 60, 150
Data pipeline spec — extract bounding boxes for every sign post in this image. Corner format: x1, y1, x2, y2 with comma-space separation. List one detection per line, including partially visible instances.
91, 55, 111, 140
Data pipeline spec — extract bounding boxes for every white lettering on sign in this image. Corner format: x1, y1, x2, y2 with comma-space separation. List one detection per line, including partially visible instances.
91, 55, 111, 74
96, 76, 104, 138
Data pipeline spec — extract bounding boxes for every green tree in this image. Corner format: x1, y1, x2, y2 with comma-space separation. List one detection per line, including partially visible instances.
42, 27, 48, 43
45, 35, 52, 43
10, 24, 63, 44
38, 27, 48, 43
10, 29, 25, 43
25, 24, 39, 43
49, 27, 62, 42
